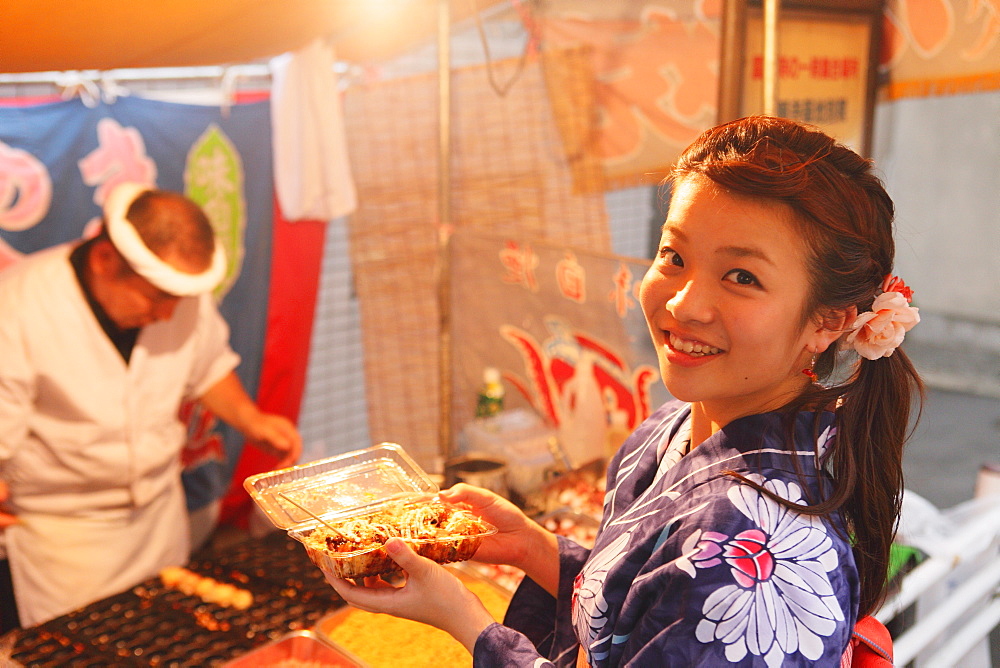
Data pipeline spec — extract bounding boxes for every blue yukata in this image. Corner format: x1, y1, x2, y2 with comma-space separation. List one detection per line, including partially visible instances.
474, 400, 859, 667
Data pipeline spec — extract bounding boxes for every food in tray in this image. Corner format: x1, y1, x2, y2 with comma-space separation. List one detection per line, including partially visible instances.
319, 567, 510, 667
296, 501, 495, 579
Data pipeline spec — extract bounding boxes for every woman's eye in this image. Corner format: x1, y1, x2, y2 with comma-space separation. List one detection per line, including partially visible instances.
659, 247, 683, 267
724, 269, 759, 286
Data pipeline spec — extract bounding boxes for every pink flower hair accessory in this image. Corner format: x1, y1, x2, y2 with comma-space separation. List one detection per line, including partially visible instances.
845, 274, 920, 360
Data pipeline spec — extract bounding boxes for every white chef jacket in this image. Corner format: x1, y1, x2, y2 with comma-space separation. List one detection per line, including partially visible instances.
0, 243, 240, 626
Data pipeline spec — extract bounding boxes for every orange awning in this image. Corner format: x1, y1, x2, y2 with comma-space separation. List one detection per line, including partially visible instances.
0, 0, 506, 73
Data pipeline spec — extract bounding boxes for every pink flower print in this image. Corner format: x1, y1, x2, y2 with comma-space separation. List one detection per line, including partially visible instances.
694, 476, 844, 668
677, 529, 728, 577
724, 529, 774, 587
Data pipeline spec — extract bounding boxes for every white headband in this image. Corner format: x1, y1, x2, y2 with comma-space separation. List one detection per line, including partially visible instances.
103, 182, 227, 296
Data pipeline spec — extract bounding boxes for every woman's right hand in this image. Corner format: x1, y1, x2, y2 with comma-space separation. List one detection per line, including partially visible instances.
439, 483, 560, 596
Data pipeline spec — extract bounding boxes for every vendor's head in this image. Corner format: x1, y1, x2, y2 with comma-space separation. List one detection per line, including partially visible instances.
87, 183, 226, 329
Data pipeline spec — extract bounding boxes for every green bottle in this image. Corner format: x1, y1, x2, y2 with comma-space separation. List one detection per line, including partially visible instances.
475, 367, 505, 418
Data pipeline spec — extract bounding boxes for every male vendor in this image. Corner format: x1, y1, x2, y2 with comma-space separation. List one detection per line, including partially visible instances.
0, 183, 302, 627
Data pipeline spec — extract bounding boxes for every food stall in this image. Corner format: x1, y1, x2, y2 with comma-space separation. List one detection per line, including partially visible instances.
2, 0, 998, 666
5, 532, 344, 666
1, 437, 595, 666
4, 529, 513, 667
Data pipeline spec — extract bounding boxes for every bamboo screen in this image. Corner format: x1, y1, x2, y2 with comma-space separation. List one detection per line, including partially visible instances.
342, 47, 609, 471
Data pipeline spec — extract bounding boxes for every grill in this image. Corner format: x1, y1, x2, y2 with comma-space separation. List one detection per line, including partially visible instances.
6, 531, 345, 667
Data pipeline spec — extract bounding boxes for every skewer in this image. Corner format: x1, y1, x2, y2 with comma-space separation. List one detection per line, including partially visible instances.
278, 493, 344, 537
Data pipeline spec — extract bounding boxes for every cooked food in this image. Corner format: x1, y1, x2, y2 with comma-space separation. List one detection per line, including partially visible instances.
320, 567, 511, 667
158, 566, 254, 610
297, 501, 493, 579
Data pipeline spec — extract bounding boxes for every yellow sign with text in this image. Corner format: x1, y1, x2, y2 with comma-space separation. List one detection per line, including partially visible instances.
743, 13, 873, 153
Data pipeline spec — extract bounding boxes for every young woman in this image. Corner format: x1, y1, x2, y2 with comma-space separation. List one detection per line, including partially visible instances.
326, 116, 923, 667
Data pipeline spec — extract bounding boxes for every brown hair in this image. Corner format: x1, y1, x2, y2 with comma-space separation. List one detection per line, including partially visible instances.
670, 116, 924, 617
125, 190, 216, 267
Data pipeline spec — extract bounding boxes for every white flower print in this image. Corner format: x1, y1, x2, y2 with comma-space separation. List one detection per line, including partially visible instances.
693, 475, 843, 668
572, 530, 632, 663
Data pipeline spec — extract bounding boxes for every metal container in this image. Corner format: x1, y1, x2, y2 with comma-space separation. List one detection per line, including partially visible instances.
445, 454, 511, 498
222, 629, 366, 667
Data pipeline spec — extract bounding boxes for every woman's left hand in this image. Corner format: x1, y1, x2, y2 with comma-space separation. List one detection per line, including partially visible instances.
324, 538, 496, 652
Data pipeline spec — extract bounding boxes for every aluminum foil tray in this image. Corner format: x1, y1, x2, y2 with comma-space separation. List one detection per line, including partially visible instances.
221, 629, 364, 667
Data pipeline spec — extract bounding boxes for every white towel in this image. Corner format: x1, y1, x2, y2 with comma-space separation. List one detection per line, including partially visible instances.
270, 38, 357, 221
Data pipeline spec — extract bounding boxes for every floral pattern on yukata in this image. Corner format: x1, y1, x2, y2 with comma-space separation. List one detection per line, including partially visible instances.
572, 531, 632, 655
476, 403, 856, 668
678, 474, 844, 668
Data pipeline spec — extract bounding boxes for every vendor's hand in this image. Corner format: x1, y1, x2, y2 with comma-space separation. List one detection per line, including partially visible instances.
0, 480, 17, 529
439, 484, 559, 594
325, 538, 495, 653
246, 413, 302, 468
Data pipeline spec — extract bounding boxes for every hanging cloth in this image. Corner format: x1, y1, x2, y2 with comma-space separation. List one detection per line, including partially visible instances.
270, 38, 357, 221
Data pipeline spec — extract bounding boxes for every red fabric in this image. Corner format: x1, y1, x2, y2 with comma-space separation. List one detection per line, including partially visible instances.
219, 200, 327, 527
0, 95, 61, 107
233, 90, 270, 104
841, 616, 893, 668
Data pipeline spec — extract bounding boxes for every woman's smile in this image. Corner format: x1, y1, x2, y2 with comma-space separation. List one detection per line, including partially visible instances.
667, 331, 724, 358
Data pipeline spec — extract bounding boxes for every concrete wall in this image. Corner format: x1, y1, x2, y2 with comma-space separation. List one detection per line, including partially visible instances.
872, 90, 1000, 397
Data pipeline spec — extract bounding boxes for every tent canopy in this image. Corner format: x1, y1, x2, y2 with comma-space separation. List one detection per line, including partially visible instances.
1, 0, 505, 74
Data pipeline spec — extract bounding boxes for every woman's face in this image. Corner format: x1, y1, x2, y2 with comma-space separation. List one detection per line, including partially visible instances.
640, 174, 824, 426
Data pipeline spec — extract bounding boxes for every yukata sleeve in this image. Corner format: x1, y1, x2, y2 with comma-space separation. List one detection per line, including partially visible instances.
473, 536, 590, 668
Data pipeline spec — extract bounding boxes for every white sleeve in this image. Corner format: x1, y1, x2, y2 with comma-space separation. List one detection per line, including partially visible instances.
0, 284, 33, 462
186, 294, 241, 400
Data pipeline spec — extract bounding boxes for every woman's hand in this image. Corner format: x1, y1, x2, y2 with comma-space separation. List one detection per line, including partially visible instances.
325, 538, 495, 653
439, 484, 560, 596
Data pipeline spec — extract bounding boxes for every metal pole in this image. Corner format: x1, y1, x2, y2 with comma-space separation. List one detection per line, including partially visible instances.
438, 0, 452, 228
762, 0, 780, 116
716, 0, 747, 123
437, 0, 453, 473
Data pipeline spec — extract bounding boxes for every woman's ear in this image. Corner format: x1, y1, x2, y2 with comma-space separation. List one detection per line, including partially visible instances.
806, 305, 858, 354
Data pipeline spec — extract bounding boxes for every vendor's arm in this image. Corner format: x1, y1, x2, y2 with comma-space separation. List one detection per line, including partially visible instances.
197, 371, 302, 468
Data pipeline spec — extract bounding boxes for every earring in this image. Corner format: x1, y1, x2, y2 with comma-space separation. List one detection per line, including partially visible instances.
801, 355, 818, 382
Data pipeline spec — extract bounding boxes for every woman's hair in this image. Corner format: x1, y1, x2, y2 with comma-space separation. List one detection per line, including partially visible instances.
670, 116, 924, 617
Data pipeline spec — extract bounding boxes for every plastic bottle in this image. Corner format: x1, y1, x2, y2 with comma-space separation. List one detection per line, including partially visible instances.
475, 367, 505, 418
